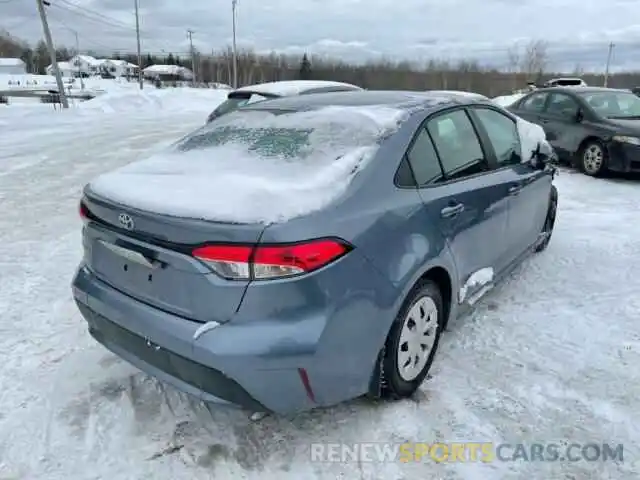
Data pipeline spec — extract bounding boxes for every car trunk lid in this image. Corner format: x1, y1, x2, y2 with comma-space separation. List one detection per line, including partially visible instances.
81, 192, 266, 324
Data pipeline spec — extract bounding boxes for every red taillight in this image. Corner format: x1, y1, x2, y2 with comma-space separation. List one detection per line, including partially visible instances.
192, 239, 350, 280
79, 201, 89, 221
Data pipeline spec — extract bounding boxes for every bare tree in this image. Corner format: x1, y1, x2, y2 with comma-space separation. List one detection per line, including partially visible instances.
521, 40, 549, 78
572, 63, 585, 77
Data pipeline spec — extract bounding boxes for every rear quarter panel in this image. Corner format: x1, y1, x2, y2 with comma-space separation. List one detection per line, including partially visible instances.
258, 111, 459, 320
238, 112, 459, 400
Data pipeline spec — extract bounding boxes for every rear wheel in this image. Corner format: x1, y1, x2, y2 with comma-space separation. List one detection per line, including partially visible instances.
379, 280, 443, 399
579, 140, 607, 176
535, 185, 558, 253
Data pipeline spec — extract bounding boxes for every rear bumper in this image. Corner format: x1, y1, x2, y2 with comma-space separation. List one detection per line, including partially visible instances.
72, 256, 396, 414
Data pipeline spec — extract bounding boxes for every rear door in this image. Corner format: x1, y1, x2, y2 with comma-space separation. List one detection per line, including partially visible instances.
82, 193, 265, 324
469, 106, 551, 259
407, 108, 511, 303
509, 91, 551, 125
536, 92, 585, 159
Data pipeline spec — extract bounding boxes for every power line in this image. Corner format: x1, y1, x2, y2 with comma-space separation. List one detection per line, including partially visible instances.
54, 0, 138, 31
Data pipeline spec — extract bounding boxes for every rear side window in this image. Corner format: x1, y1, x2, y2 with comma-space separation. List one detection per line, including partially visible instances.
406, 128, 443, 186
546, 93, 579, 119
473, 108, 521, 165
427, 109, 487, 181
519, 92, 549, 112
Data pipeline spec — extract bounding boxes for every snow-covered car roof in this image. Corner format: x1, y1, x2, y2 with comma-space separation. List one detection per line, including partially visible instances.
232, 80, 362, 97
427, 90, 489, 100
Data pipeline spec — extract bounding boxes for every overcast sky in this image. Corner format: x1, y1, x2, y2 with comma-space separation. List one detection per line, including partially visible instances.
3, 0, 640, 71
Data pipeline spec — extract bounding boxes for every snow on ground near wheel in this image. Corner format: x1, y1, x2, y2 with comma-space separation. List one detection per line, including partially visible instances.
1, 92, 640, 479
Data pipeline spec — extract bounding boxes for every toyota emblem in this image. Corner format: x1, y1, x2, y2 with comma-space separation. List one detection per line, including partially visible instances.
118, 213, 134, 230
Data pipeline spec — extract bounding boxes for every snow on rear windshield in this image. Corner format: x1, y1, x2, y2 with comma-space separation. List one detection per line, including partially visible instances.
175, 106, 404, 160
88, 105, 408, 224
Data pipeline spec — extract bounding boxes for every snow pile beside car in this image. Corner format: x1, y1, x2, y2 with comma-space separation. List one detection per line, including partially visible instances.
492, 93, 525, 107
516, 117, 551, 162
88, 106, 409, 224
78, 88, 229, 114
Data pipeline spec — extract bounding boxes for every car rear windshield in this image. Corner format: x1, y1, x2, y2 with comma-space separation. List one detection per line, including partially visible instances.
175, 108, 395, 160
579, 91, 640, 119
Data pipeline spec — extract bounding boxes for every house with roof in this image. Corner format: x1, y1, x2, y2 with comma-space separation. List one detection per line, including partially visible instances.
45, 61, 78, 77
100, 59, 139, 78
47, 55, 104, 77
143, 64, 193, 82
0, 58, 26, 75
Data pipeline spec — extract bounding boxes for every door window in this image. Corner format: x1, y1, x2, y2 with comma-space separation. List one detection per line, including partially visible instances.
520, 92, 549, 113
473, 108, 522, 165
546, 93, 579, 119
406, 128, 444, 186
427, 109, 488, 181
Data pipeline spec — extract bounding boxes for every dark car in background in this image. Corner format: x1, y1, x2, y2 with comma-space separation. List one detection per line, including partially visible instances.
509, 86, 640, 176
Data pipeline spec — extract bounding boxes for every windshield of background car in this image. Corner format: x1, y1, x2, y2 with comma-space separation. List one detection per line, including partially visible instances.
579, 91, 640, 119
176, 107, 400, 160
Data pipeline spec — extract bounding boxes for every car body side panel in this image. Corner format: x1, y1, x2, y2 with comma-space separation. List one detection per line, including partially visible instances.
536, 112, 589, 159
215, 248, 399, 407
502, 164, 553, 257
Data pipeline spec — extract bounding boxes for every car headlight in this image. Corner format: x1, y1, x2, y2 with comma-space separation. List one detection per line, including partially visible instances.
612, 135, 640, 146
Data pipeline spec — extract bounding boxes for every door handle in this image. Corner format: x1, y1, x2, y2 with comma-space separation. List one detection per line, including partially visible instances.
508, 185, 521, 196
540, 119, 550, 124
440, 203, 464, 218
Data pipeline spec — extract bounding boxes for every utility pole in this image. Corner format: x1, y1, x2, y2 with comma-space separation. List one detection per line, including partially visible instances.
232, 0, 238, 88
36, 0, 69, 108
134, 0, 143, 89
187, 29, 196, 84
72, 30, 85, 90
604, 42, 615, 87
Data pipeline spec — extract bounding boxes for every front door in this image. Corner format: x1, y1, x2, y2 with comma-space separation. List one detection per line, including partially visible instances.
469, 106, 552, 259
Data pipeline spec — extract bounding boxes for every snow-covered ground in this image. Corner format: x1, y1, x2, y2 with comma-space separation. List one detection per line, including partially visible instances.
1, 89, 640, 479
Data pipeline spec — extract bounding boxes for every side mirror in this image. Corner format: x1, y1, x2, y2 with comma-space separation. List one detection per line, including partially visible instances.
575, 108, 584, 123
530, 142, 557, 169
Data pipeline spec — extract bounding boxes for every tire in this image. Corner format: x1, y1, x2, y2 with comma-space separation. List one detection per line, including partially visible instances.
379, 280, 444, 399
535, 185, 558, 253
578, 140, 607, 176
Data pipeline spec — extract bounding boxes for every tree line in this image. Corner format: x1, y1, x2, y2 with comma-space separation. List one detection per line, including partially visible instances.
2, 29, 640, 97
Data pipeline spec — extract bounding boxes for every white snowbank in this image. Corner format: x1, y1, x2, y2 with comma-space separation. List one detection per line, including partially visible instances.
77, 88, 229, 114
492, 93, 525, 107
516, 117, 550, 162
88, 106, 408, 224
